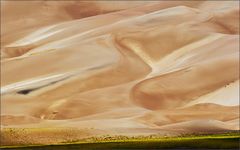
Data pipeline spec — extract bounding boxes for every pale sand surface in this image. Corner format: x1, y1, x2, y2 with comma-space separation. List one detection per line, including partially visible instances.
0, 1, 239, 146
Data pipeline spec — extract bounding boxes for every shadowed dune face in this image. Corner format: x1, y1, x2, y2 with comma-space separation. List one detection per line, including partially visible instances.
0, 0, 239, 146
132, 36, 239, 109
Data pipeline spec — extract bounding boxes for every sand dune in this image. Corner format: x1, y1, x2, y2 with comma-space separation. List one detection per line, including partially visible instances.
158, 119, 238, 132
1, 0, 239, 146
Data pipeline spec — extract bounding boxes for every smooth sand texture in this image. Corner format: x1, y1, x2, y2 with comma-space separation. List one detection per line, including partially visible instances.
1, 1, 239, 146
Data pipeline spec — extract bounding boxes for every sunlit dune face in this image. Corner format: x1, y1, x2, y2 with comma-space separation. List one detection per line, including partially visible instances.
0, 0, 239, 146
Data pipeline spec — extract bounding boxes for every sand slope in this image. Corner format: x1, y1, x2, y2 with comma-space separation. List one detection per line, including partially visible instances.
1, 0, 239, 146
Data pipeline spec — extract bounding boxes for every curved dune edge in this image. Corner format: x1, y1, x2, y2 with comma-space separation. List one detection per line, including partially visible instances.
1, 1, 239, 146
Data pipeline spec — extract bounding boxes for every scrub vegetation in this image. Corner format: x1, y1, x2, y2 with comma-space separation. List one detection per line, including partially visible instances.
1, 132, 239, 149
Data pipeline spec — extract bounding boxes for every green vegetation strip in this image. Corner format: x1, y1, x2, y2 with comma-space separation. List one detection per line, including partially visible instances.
1, 132, 240, 149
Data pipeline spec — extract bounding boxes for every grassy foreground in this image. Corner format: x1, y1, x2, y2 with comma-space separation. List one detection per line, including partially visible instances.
1, 132, 240, 149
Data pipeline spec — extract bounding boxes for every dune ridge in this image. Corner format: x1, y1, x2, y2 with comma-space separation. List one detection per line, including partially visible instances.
1, 0, 239, 146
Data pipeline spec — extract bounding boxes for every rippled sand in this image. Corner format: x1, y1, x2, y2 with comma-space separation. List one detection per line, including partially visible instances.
1, 1, 239, 145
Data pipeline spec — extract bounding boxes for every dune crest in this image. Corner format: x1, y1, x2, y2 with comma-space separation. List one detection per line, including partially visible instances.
1, 0, 239, 146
